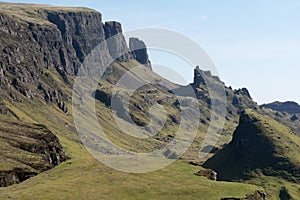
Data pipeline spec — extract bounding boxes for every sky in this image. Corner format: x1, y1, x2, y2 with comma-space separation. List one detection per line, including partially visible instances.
5, 0, 300, 104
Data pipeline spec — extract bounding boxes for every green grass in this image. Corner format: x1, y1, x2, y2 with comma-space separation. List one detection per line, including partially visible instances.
0, 65, 264, 199
204, 109, 300, 199
0, 158, 262, 200
0, 101, 262, 199
0, 2, 97, 25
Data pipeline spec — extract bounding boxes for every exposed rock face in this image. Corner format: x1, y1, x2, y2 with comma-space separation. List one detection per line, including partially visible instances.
104, 21, 132, 62
195, 169, 217, 181
234, 88, 251, 99
0, 120, 68, 187
0, 6, 152, 112
46, 11, 110, 75
192, 66, 207, 87
93, 89, 112, 107
245, 191, 267, 200
0, 10, 110, 112
129, 37, 152, 70
192, 66, 222, 88
261, 101, 300, 114
187, 66, 257, 114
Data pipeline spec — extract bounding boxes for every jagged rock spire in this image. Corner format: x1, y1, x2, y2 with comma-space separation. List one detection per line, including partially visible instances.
129, 37, 152, 70
104, 21, 133, 62
193, 66, 206, 87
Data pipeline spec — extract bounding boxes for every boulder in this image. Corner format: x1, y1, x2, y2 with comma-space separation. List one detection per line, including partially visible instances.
195, 169, 217, 181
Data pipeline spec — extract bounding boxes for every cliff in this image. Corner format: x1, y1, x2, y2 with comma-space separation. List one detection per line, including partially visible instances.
129, 37, 152, 70
0, 2, 151, 113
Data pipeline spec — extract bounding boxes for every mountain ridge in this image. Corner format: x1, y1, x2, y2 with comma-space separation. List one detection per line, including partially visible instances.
261, 101, 300, 114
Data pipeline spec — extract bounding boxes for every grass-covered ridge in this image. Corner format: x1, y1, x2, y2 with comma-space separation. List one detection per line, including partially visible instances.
204, 109, 300, 199
0, 2, 98, 24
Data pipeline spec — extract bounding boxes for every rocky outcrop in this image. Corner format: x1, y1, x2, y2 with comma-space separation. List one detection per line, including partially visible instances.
0, 10, 106, 112
129, 37, 152, 70
234, 88, 251, 99
192, 66, 222, 88
192, 66, 207, 87
195, 169, 217, 181
104, 21, 132, 62
46, 10, 110, 75
0, 120, 68, 187
0, 5, 152, 113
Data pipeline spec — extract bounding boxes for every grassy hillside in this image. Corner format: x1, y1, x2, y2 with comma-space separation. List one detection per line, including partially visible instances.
0, 2, 97, 24
204, 109, 300, 199
0, 62, 264, 199
0, 117, 68, 187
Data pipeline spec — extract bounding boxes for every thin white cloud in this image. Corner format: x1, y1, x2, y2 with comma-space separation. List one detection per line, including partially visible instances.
199, 16, 208, 20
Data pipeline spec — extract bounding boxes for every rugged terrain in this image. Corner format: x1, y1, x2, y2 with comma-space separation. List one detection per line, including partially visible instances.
0, 2, 298, 200
261, 101, 300, 114
204, 109, 300, 199
0, 119, 67, 187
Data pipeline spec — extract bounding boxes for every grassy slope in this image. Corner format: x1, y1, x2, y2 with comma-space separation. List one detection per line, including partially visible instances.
0, 2, 97, 25
204, 109, 300, 199
0, 119, 50, 173
262, 106, 300, 136
0, 62, 263, 199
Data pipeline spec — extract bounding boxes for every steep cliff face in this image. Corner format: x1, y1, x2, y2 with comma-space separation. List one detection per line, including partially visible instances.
0, 9, 109, 112
0, 4, 151, 114
129, 37, 152, 70
46, 11, 110, 75
104, 21, 133, 62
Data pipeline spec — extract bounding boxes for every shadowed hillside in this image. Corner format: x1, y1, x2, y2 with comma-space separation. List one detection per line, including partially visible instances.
204, 109, 300, 199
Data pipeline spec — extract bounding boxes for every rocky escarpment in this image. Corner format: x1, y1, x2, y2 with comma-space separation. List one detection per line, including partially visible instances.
129, 37, 152, 70
0, 119, 68, 187
192, 66, 221, 88
0, 3, 151, 113
180, 65, 257, 114
104, 21, 133, 62
0, 9, 108, 112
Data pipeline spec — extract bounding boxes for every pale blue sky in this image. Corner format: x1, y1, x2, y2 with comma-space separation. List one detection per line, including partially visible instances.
5, 0, 300, 104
